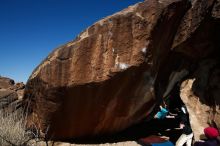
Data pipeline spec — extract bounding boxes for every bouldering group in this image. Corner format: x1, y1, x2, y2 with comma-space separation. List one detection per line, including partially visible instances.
153, 103, 193, 146
142, 101, 220, 146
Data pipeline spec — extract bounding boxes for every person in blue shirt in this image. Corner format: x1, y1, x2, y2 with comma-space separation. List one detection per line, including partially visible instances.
154, 105, 169, 119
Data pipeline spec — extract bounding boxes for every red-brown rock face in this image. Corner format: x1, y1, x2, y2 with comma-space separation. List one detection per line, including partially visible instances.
23, 0, 220, 141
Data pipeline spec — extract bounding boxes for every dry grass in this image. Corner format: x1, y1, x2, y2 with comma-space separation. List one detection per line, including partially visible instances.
0, 109, 31, 146
0, 110, 141, 146
0, 107, 141, 146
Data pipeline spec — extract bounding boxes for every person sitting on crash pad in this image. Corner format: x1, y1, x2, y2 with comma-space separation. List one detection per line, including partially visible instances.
194, 127, 220, 146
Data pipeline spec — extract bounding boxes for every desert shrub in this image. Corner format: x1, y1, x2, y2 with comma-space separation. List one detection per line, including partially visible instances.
0, 109, 31, 146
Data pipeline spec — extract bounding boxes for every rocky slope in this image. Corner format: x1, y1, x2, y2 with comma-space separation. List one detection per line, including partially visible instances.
0, 76, 25, 112
23, 0, 220, 142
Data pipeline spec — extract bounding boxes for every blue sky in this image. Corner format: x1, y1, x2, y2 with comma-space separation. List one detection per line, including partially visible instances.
0, 0, 142, 83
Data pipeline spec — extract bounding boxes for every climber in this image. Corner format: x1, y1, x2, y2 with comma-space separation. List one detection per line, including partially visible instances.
176, 106, 193, 146
154, 104, 169, 119
194, 127, 220, 146
154, 101, 176, 120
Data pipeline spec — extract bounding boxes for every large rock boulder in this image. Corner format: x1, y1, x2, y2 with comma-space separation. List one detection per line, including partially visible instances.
23, 0, 190, 140
23, 0, 220, 141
